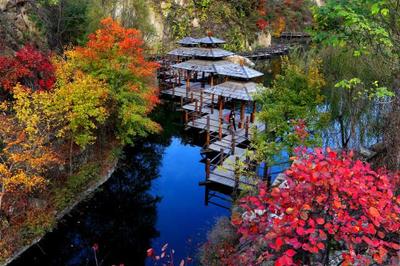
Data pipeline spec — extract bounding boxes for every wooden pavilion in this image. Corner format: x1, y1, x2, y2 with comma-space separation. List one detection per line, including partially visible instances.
161, 35, 269, 191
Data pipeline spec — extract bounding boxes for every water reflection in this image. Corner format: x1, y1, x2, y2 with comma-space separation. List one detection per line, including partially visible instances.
11, 142, 164, 266
11, 102, 230, 266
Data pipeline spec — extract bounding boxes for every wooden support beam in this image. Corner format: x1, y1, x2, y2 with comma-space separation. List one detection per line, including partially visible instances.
231, 133, 236, 155
200, 91, 203, 113
245, 116, 249, 138
195, 99, 199, 114
186, 70, 190, 92
201, 72, 205, 88
180, 96, 183, 107
205, 115, 210, 148
211, 94, 214, 114
239, 101, 245, 129
206, 130, 210, 148
190, 92, 194, 102
206, 158, 211, 181
219, 118, 223, 141
251, 101, 256, 123
219, 148, 224, 166
218, 96, 223, 120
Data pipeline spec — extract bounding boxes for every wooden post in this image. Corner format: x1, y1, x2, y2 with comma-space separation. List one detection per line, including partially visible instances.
206, 115, 211, 146
186, 70, 190, 92
180, 96, 183, 107
251, 101, 256, 123
239, 101, 245, 128
206, 117, 210, 147
205, 158, 211, 181
178, 70, 181, 85
219, 118, 223, 141
201, 72, 205, 88
245, 116, 249, 139
200, 91, 203, 113
231, 133, 236, 155
218, 96, 223, 120
211, 94, 214, 114
192, 112, 195, 126
219, 148, 224, 166
172, 84, 175, 97
210, 74, 214, 87
190, 92, 194, 102
184, 111, 189, 124
195, 99, 199, 114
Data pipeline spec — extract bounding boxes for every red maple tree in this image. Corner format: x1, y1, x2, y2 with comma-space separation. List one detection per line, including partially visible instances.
0, 44, 55, 92
232, 148, 400, 265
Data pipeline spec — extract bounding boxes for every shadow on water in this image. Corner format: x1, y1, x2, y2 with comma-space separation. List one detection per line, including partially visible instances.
10, 102, 229, 266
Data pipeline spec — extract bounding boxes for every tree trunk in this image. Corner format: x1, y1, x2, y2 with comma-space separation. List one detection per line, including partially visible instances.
69, 138, 73, 175
0, 185, 4, 212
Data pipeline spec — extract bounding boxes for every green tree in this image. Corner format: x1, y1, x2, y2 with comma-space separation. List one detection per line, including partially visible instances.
312, 0, 400, 169
255, 56, 327, 163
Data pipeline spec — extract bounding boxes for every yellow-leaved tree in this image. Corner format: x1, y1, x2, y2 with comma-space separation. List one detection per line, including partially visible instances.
0, 102, 59, 213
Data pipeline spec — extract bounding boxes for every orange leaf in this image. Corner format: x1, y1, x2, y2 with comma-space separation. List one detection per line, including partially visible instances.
369, 207, 380, 218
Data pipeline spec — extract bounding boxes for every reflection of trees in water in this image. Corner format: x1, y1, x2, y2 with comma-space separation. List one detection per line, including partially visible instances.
10, 103, 206, 266
11, 128, 171, 266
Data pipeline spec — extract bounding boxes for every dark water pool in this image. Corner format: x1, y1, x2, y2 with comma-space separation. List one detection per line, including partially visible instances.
10, 104, 229, 266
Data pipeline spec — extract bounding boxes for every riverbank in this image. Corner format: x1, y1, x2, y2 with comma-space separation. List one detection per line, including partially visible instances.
1, 142, 121, 266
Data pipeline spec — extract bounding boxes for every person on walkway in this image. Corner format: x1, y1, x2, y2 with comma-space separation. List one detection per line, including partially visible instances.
229, 110, 237, 131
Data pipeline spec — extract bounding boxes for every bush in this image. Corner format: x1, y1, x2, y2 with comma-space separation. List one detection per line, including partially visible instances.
200, 217, 239, 266
53, 163, 100, 210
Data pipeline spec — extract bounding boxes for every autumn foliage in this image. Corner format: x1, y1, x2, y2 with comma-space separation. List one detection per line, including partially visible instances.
255, 0, 310, 35
0, 18, 160, 261
0, 45, 55, 92
231, 148, 400, 265
66, 17, 160, 144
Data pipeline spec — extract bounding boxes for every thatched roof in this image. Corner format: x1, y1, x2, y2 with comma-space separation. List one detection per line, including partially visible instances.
204, 81, 264, 101
177, 37, 199, 46
168, 47, 234, 58
172, 60, 263, 79
197, 36, 226, 45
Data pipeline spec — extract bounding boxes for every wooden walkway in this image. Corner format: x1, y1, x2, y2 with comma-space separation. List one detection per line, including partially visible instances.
162, 81, 269, 190
238, 45, 289, 60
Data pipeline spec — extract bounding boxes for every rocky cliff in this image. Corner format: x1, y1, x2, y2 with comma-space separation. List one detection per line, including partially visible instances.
0, 0, 45, 54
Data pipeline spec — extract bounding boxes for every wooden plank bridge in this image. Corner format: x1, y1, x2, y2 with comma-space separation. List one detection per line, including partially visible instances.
238, 45, 289, 60
161, 81, 280, 191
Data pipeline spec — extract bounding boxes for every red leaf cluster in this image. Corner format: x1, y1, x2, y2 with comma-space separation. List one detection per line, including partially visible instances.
256, 18, 269, 31
233, 148, 400, 265
0, 44, 55, 92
